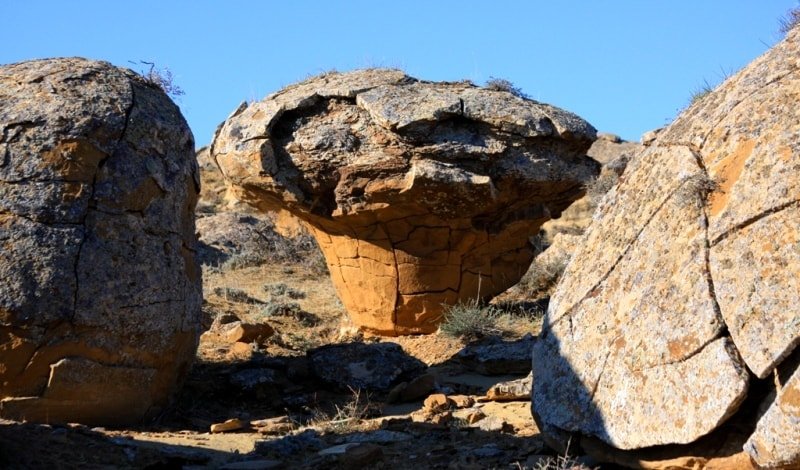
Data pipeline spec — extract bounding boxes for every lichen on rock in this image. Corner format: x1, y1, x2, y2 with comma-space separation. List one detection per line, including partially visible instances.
0, 57, 201, 425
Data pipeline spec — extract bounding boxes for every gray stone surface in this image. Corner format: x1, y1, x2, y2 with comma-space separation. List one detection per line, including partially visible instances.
534, 29, 800, 456
0, 58, 201, 425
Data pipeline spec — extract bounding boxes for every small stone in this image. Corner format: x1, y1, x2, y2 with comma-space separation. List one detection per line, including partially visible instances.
423, 394, 453, 413
319, 443, 358, 456
210, 418, 245, 433
340, 443, 384, 467
466, 410, 486, 424
429, 411, 453, 426
251, 416, 294, 435
482, 374, 532, 402
449, 395, 475, 408
225, 322, 274, 344
470, 416, 510, 433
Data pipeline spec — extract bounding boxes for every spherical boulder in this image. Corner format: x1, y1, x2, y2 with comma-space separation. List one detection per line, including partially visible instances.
0, 58, 201, 425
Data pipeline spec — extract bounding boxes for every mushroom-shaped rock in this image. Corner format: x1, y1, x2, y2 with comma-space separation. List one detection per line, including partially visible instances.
212, 69, 598, 335
533, 28, 800, 465
0, 58, 201, 425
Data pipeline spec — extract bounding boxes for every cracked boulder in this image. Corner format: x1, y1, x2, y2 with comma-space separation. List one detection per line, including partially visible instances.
211, 69, 598, 335
533, 28, 800, 465
0, 58, 201, 425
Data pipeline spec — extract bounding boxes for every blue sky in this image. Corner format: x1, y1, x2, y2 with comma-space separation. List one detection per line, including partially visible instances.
2, 1, 796, 146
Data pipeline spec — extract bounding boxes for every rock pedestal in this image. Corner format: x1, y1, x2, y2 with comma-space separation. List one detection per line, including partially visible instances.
0, 58, 201, 425
212, 69, 598, 335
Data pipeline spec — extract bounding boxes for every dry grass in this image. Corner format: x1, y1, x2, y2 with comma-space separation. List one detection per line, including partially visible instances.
308, 387, 378, 434
438, 300, 542, 339
780, 7, 800, 35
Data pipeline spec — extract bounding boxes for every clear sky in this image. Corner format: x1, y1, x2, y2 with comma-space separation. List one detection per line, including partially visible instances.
2, 1, 796, 146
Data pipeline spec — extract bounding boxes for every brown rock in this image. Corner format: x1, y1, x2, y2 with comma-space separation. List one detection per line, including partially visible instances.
449, 395, 475, 408
0, 58, 200, 426
224, 322, 274, 344
533, 28, 800, 459
423, 393, 453, 413
227, 342, 255, 361
211, 69, 598, 335
210, 418, 245, 433
483, 374, 532, 402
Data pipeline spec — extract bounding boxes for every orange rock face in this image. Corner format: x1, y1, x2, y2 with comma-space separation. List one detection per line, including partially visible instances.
212, 69, 598, 334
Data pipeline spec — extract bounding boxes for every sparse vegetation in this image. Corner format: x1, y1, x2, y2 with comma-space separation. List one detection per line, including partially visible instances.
309, 387, 377, 434
779, 6, 800, 35
131, 60, 185, 98
688, 79, 715, 106
485, 77, 529, 99
439, 300, 503, 338
675, 172, 719, 206
263, 282, 306, 300
515, 251, 570, 300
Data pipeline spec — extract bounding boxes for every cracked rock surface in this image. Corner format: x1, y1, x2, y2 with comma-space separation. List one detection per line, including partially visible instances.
533, 29, 800, 463
0, 58, 201, 425
211, 69, 598, 335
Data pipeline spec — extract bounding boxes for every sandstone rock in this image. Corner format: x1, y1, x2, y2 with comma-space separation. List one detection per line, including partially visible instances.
308, 342, 425, 391
533, 29, 800, 457
449, 395, 475, 408
483, 374, 532, 402
0, 58, 200, 425
224, 322, 275, 344
423, 393, 453, 413
211, 69, 598, 335
745, 363, 800, 468
210, 418, 245, 433
640, 127, 662, 145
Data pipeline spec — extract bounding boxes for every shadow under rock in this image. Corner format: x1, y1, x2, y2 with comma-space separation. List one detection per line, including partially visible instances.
0, 420, 238, 469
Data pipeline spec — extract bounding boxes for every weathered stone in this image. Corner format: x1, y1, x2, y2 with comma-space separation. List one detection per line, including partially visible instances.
210, 418, 245, 433
211, 69, 598, 335
483, 374, 532, 402
457, 334, 534, 375
308, 342, 425, 391
224, 322, 275, 344
745, 363, 800, 468
423, 393, 453, 413
0, 58, 200, 425
533, 29, 800, 457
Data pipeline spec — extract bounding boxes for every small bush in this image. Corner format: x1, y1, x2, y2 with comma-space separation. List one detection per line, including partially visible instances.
132, 60, 185, 98
212, 287, 263, 304
263, 283, 306, 300
310, 387, 376, 434
516, 252, 570, 300
674, 173, 719, 207
485, 77, 529, 99
688, 79, 714, 106
779, 7, 800, 34
439, 300, 502, 338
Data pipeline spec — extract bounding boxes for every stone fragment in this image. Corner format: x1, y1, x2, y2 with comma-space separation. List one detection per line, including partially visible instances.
308, 342, 425, 391
224, 322, 275, 344
211, 69, 598, 335
449, 395, 475, 408
482, 374, 532, 402
210, 418, 245, 433
423, 394, 453, 413
0, 58, 200, 426
251, 416, 294, 435
745, 363, 800, 467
